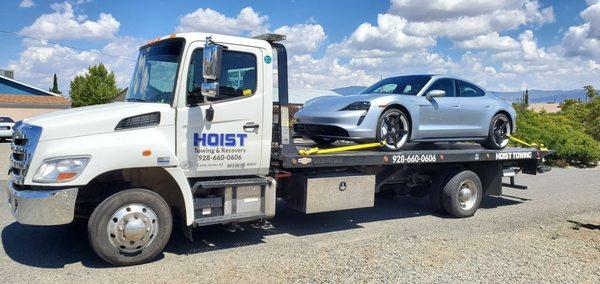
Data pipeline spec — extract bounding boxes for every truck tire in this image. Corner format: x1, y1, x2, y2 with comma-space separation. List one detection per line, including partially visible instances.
88, 188, 172, 266
441, 170, 482, 218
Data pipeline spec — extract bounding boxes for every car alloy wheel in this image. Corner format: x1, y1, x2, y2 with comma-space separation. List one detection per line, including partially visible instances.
380, 110, 409, 150
492, 116, 511, 148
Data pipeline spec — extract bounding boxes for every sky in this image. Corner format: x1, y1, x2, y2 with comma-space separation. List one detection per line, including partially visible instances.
1, 0, 600, 95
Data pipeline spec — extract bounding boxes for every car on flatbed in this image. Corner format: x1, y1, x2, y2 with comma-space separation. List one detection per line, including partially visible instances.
294, 75, 516, 150
6, 32, 550, 266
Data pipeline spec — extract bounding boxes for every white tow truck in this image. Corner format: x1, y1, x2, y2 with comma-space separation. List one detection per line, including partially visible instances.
7, 33, 550, 266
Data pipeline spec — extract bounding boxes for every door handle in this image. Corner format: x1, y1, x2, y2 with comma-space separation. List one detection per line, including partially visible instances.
243, 122, 260, 131
484, 105, 492, 108
452, 105, 461, 108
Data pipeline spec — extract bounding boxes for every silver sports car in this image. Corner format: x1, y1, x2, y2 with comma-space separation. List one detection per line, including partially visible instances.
294, 75, 516, 150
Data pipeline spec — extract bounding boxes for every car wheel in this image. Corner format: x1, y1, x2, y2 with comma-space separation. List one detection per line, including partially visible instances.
376, 109, 409, 151
311, 137, 336, 145
441, 170, 483, 218
482, 113, 511, 149
88, 188, 172, 266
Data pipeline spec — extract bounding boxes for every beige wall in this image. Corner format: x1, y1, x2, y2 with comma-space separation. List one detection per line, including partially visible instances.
0, 106, 68, 121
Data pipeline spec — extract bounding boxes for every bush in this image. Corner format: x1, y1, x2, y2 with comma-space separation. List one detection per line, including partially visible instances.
513, 107, 600, 167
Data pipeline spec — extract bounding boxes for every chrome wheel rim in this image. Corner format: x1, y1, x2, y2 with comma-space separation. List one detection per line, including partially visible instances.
380, 111, 409, 150
492, 117, 511, 148
458, 180, 478, 210
107, 204, 159, 253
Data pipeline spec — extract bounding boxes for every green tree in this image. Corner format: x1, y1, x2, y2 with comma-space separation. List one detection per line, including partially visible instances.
70, 63, 118, 107
583, 85, 597, 102
513, 107, 600, 167
49, 73, 62, 94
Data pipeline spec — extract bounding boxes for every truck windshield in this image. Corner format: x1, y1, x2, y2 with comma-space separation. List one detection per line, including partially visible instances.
360, 75, 431, 96
126, 39, 184, 104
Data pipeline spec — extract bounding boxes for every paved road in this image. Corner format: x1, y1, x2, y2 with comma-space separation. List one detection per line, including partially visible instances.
0, 142, 598, 282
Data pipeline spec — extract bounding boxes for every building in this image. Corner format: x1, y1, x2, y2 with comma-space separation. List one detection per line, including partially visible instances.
0, 74, 71, 121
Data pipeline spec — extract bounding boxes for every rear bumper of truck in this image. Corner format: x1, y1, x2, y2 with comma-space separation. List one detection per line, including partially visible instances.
6, 180, 78, 226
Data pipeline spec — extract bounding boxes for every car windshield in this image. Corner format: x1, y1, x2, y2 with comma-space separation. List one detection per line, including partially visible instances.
0, 117, 14, 123
360, 75, 432, 96
126, 39, 184, 104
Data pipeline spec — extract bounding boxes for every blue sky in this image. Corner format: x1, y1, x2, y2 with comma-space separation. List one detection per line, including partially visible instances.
1, 0, 600, 94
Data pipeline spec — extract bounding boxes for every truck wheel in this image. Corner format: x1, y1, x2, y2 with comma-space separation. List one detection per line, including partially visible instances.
88, 188, 172, 266
441, 170, 482, 218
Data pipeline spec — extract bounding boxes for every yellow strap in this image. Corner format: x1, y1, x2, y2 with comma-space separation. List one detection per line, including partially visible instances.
299, 142, 384, 156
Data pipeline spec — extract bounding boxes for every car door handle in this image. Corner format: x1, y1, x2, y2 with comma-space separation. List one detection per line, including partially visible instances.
243, 122, 260, 131
484, 105, 492, 108
452, 105, 461, 108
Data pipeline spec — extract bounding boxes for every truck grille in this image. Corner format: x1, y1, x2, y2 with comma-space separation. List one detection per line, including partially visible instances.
9, 123, 42, 185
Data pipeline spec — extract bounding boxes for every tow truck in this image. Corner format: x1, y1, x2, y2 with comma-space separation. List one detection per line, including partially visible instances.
7, 33, 550, 266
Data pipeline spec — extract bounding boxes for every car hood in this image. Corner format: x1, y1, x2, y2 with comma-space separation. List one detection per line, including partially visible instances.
303, 94, 375, 111
24, 102, 174, 141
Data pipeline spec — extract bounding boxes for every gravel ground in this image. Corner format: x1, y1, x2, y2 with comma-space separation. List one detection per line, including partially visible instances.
0, 142, 598, 282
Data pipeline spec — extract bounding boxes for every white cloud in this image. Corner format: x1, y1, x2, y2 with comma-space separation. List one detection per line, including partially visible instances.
20, 2, 119, 40
455, 32, 520, 50
176, 7, 268, 36
19, 0, 34, 8
8, 38, 139, 95
273, 24, 326, 54
561, 1, 600, 61
344, 13, 435, 52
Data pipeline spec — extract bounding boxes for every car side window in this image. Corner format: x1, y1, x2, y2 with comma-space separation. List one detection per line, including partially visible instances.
187, 48, 257, 105
426, 79, 455, 97
457, 81, 484, 97
372, 83, 397, 94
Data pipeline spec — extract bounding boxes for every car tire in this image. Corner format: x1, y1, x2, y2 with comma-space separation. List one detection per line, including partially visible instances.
376, 108, 410, 151
441, 170, 483, 218
482, 113, 511, 149
88, 188, 172, 266
311, 137, 336, 145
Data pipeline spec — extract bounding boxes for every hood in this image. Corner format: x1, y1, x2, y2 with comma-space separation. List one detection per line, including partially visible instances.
303, 94, 374, 111
25, 102, 174, 141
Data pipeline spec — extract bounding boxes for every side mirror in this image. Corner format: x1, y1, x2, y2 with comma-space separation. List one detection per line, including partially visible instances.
426, 89, 446, 100
202, 44, 223, 81
201, 82, 219, 98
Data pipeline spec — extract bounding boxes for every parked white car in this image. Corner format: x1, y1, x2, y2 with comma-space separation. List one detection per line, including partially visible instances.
0, 117, 15, 141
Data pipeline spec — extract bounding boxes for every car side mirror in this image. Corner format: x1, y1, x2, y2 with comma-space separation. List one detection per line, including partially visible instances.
426, 89, 446, 100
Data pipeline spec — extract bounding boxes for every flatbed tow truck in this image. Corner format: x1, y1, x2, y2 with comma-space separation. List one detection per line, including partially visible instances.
7, 33, 551, 266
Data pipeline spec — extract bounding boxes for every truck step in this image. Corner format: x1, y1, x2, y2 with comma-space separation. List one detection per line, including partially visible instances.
193, 212, 267, 227
191, 177, 270, 191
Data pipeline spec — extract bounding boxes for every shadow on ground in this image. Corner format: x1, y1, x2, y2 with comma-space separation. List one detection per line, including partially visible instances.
2, 194, 525, 269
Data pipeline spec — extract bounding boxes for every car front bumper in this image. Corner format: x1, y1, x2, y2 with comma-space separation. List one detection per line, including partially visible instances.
0, 129, 12, 138
7, 180, 78, 226
294, 110, 377, 140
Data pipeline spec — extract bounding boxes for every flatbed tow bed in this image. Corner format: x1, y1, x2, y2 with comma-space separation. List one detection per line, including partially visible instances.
279, 143, 549, 171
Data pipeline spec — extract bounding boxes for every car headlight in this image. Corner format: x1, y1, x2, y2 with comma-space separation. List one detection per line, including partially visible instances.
33, 156, 90, 183
340, 101, 371, 111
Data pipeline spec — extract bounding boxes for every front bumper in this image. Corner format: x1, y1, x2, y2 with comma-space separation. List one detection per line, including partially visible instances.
0, 129, 12, 138
6, 180, 78, 225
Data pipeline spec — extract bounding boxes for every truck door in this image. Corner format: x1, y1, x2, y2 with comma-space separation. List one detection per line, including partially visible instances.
176, 41, 265, 177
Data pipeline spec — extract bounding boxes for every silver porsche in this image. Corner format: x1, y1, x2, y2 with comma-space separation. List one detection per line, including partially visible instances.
294, 75, 516, 150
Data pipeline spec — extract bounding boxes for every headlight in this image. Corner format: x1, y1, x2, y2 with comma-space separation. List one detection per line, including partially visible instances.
33, 156, 90, 183
340, 101, 371, 111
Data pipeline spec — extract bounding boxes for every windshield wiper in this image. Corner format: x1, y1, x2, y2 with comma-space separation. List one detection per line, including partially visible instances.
125, 98, 147, 102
